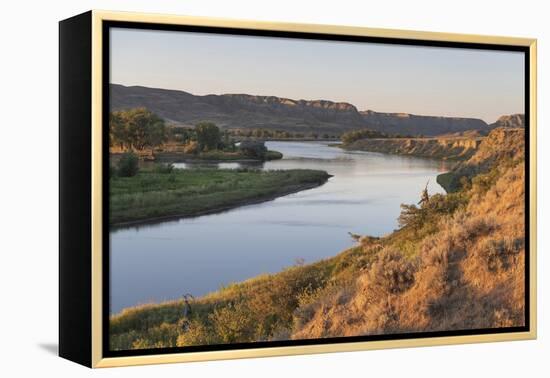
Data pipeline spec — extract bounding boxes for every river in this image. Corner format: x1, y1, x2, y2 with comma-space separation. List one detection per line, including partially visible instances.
110, 141, 450, 313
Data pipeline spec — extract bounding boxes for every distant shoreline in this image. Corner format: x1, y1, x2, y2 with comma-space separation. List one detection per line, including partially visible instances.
339, 136, 482, 161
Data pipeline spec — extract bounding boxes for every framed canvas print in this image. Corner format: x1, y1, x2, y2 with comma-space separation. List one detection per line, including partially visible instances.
59, 10, 537, 368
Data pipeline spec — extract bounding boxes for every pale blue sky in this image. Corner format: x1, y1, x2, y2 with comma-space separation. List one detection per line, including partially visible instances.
110, 28, 524, 123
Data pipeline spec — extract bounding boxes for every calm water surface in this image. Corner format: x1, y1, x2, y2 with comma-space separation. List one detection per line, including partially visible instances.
110, 141, 450, 313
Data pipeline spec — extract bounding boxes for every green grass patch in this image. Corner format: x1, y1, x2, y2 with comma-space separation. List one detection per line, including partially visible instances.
110, 167, 330, 226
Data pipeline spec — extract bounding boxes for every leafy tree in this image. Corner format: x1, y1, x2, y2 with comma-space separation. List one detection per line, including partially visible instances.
195, 122, 221, 151
109, 108, 166, 152
221, 130, 236, 151
109, 111, 128, 149
126, 108, 166, 151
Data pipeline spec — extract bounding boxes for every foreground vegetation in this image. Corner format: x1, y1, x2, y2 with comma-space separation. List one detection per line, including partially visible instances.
110, 167, 331, 226
110, 128, 525, 350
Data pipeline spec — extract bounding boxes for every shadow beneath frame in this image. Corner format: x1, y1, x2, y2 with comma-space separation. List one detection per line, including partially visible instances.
38, 343, 58, 356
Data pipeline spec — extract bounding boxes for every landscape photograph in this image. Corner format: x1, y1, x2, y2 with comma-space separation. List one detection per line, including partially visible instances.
107, 27, 527, 351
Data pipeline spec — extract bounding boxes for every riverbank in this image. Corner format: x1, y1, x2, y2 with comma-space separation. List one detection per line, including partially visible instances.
110, 168, 331, 227
109, 128, 525, 350
154, 149, 283, 162
111, 149, 283, 163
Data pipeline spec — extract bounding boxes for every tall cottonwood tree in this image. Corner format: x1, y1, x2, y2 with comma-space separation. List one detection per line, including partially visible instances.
109, 108, 167, 152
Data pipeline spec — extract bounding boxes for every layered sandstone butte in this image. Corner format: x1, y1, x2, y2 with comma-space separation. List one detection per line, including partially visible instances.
110, 84, 491, 136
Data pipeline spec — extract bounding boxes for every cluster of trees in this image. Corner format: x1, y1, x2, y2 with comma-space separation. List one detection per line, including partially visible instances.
168, 126, 196, 145
110, 108, 167, 152
109, 109, 288, 161
169, 123, 234, 153
341, 128, 413, 145
194, 122, 222, 151
227, 128, 339, 140
110, 108, 235, 154
341, 129, 391, 144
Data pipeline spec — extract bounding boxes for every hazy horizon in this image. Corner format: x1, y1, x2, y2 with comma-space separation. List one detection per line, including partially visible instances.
110, 28, 525, 124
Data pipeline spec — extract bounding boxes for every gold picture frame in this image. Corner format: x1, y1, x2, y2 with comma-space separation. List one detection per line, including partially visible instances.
59, 10, 537, 368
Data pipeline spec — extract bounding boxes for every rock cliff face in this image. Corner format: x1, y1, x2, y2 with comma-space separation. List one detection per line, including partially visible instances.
360, 110, 488, 136
342, 136, 483, 160
490, 114, 525, 129
110, 84, 492, 136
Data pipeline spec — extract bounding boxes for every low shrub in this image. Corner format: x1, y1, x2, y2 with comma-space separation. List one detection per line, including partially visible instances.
264, 150, 283, 160
153, 163, 174, 174
367, 249, 416, 294
238, 141, 267, 159
117, 152, 139, 177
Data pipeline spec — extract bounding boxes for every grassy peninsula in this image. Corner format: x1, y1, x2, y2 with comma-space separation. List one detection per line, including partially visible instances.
110, 128, 525, 350
110, 167, 331, 226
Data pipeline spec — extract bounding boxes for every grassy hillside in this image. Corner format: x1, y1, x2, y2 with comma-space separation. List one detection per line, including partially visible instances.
109, 128, 525, 349
110, 168, 330, 226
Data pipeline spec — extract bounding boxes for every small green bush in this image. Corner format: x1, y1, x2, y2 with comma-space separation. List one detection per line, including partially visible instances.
153, 163, 174, 174
238, 141, 267, 159
117, 152, 139, 177
264, 150, 283, 160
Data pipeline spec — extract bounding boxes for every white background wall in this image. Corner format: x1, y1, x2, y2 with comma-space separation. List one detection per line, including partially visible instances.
1, 0, 547, 376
